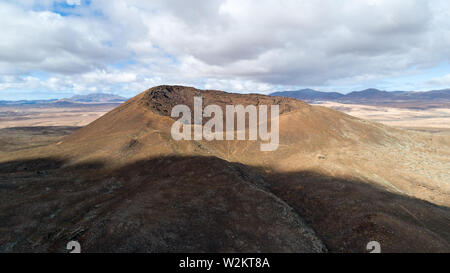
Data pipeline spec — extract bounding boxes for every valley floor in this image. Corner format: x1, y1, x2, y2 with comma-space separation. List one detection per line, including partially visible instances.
1, 102, 449, 135
0, 105, 116, 129
312, 101, 450, 135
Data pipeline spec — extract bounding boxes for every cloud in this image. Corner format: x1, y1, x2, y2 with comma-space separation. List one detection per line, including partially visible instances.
66, 0, 81, 5
0, 2, 127, 75
0, 0, 449, 99
426, 74, 450, 89
139, 0, 448, 86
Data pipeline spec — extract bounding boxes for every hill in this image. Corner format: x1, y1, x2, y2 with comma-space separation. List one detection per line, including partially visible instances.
64, 93, 128, 103
271, 88, 450, 107
0, 93, 127, 106
0, 85, 448, 252
271, 89, 344, 101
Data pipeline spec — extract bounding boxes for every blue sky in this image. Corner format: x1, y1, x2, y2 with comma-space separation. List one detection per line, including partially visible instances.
1, 0, 449, 100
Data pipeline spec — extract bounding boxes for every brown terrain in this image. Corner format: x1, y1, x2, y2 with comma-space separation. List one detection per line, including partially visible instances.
0, 85, 449, 253
0, 105, 114, 129
313, 101, 450, 135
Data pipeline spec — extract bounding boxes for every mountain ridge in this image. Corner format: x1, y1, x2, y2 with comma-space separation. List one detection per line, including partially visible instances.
0, 93, 128, 106
270, 88, 450, 105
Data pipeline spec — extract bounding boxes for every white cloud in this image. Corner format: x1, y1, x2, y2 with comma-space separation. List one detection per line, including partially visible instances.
66, 0, 81, 5
81, 70, 137, 84
0, 0, 449, 99
427, 74, 450, 89
0, 2, 126, 74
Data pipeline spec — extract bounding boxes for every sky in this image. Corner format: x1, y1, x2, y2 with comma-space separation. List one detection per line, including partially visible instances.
0, 0, 449, 100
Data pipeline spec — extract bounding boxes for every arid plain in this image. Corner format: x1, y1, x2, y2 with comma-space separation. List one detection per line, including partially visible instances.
1, 100, 449, 132
312, 101, 450, 135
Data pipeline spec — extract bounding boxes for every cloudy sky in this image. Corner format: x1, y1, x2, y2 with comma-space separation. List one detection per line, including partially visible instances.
0, 0, 449, 99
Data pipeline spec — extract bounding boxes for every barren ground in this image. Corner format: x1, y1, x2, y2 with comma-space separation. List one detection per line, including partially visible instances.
0, 105, 115, 129
312, 101, 450, 135
0, 88, 448, 253
1, 102, 449, 135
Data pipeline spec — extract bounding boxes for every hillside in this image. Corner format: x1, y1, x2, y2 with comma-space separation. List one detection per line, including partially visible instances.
0, 85, 449, 252
271, 88, 450, 107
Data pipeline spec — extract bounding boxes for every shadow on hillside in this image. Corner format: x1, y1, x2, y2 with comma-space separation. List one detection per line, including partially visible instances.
0, 155, 448, 253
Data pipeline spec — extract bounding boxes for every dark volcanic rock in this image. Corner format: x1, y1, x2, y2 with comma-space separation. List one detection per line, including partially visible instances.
0, 156, 326, 253
142, 85, 307, 117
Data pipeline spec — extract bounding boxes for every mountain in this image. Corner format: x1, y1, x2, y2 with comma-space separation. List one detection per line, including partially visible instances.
406, 89, 450, 100
270, 88, 450, 106
271, 89, 344, 101
64, 93, 128, 103
344, 88, 402, 100
0, 93, 128, 106
0, 85, 449, 253
0, 99, 57, 106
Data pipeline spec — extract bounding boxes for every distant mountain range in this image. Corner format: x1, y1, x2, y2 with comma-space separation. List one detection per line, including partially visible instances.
270, 88, 450, 106
62, 93, 128, 103
2, 89, 450, 108
0, 93, 128, 106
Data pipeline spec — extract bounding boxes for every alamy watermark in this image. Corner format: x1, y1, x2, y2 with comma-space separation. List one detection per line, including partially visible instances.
366, 241, 381, 253
66, 240, 81, 253
170, 96, 279, 151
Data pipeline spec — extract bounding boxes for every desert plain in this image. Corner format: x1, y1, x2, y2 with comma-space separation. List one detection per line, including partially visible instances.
1, 100, 449, 132
313, 101, 450, 135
